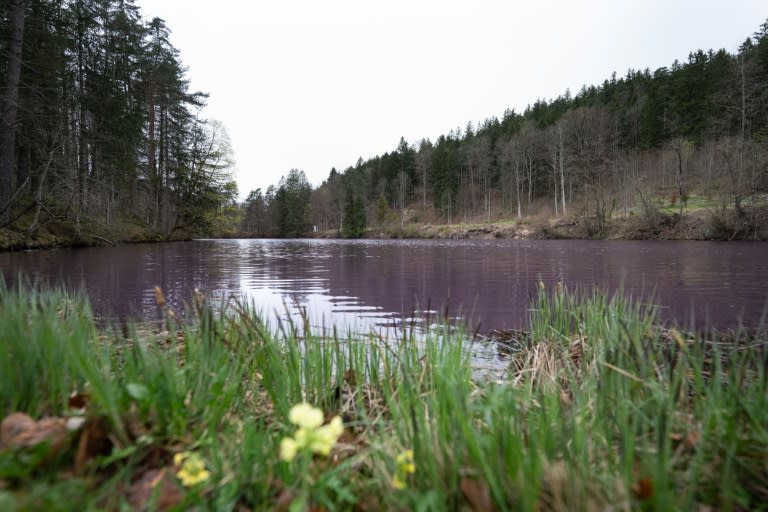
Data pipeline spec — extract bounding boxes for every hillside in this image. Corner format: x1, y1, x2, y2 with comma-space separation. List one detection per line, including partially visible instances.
241, 21, 768, 240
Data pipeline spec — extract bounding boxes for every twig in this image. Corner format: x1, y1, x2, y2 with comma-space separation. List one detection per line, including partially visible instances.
92, 235, 117, 246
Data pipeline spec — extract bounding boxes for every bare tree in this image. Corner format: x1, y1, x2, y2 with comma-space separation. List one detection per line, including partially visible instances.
563, 106, 614, 235
670, 137, 693, 216
500, 137, 523, 221
518, 123, 539, 211
469, 136, 493, 222
558, 121, 567, 216
415, 139, 433, 212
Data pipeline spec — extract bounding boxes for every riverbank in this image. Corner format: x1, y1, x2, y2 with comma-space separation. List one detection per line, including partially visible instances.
0, 216, 192, 252
1, 284, 766, 510
3, 201, 765, 252
331, 204, 768, 241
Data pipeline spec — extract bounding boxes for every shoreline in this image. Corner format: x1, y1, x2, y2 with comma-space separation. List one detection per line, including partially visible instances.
2, 205, 766, 252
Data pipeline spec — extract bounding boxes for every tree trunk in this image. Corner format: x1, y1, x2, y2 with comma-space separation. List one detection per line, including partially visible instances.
675, 142, 685, 217
147, 81, 157, 226
551, 142, 558, 216
514, 159, 522, 220
0, 0, 26, 224
558, 123, 567, 216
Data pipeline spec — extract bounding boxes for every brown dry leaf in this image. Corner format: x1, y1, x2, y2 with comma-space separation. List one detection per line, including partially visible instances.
631, 477, 654, 500
74, 417, 111, 472
273, 488, 296, 512
126, 468, 184, 512
68, 390, 91, 410
1, 414, 70, 456
460, 477, 495, 512
0, 413, 37, 450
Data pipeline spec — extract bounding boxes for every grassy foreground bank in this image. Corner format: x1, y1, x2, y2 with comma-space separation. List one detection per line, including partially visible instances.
0, 285, 766, 511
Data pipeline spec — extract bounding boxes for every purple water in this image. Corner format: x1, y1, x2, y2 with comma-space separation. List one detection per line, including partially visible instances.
1, 239, 767, 333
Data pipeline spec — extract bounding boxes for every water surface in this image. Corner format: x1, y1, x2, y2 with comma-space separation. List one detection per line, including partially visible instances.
2, 239, 767, 334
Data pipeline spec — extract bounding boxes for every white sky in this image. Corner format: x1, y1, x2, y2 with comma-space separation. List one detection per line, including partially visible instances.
135, 0, 766, 199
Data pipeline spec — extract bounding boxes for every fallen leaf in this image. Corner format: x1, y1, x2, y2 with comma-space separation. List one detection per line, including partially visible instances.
1, 414, 69, 456
631, 477, 654, 500
0, 413, 37, 450
127, 468, 184, 511
460, 477, 495, 512
68, 391, 90, 411
273, 488, 295, 512
684, 430, 700, 450
74, 417, 111, 472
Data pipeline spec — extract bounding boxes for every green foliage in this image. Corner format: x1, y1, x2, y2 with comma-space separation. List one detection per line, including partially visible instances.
303, 19, 768, 229
0, 282, 96, 417
0, 284, 767, 509
275, 169, 312, 237
342, 190, 367, 238
0, 0, 235, 242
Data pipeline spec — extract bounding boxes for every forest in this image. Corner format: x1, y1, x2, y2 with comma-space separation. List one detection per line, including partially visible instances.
2, 3, 767, 246
0, 0, 238, 249
242, 20, 768, 240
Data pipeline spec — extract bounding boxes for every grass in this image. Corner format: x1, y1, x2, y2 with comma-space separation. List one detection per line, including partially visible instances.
0, 281, 766, 510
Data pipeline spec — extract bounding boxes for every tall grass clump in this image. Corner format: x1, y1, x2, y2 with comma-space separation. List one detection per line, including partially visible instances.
0, 281, 99, 417
0, 281, 766, 510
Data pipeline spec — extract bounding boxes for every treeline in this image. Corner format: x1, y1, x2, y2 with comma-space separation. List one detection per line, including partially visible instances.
0, 0, 237, 244
244, 21, 768, 238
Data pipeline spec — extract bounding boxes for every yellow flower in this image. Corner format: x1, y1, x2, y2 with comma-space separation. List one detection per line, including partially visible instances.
294, 427, 309, 448
392, 473, 407, 490
175, 452, 210, 487
327, 416, 344, 438
289, 403, 324, 429
280, 437, 298, 461
396, 449, 415, 474
392, 449, 415, 489
309, 415, 344, 455
173, 452, 188, 466
281, 407, 345, 462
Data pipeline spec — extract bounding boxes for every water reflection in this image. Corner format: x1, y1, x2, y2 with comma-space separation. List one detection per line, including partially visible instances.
2, 239, 767, 336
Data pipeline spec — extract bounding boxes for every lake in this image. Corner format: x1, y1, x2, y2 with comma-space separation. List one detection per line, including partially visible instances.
2, 239, 767, 336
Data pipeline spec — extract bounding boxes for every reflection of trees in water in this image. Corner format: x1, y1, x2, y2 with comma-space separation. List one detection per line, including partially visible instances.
322, 242, 547, 331
2, 239, 767, 330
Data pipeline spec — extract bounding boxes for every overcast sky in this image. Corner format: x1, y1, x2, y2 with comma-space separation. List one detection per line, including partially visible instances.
135, 0, 765, 199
